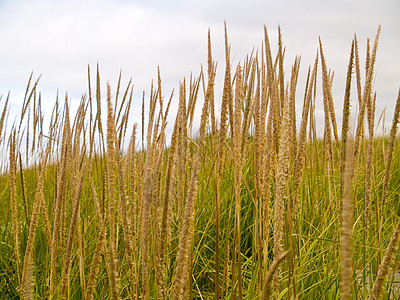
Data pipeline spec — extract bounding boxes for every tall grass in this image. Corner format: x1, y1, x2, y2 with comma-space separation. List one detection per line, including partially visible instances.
0, 25, 400, 300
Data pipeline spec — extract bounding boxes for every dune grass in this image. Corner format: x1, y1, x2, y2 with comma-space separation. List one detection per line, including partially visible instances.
1, 25, 400, 299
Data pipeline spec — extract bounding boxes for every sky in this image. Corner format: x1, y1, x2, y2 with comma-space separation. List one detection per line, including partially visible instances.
0, 0, 399, 138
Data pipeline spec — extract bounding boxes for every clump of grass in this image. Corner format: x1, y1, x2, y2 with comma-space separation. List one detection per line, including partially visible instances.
1, 24, 400, 300
370, 88, 400, 300
9, 131, 21, 289
173, 61, 212, 299
49, 99, 71, 298
20, 135, 52, 298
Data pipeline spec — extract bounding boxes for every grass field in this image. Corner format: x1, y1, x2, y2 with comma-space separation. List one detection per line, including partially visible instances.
1, 25, 400, 299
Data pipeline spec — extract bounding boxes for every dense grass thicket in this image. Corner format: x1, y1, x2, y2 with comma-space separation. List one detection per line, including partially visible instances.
1, 25, 400, 299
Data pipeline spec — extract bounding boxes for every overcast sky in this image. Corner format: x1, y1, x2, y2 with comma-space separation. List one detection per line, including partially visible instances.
0, 0, 399, 137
